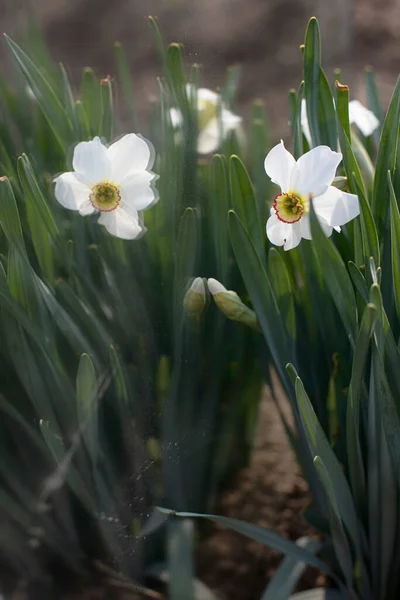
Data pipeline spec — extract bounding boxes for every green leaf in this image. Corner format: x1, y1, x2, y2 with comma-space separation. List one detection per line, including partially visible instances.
346, 303, 376, 514
222, 65, 241, 110
303, 18, 337, 148
0, 176, 26, 255
229, 155, 265, 264
166, 43, 187, 109
148, 16, 167, 65
229, 211, 292, 385
249, 100, 271, 222
348, 262, 368, 303
76, 353, 98, 461
290, 591, 343, 600
5, 35, 72, 151
268, 248, 296, 342
81, 67, 101, 137
114, 41, 136, 130
364, 67, 383, 141
99, 76, 113, 142
309, 201, 357, 345
372, 75, 400, 232
289, 367, 367, 571
158, 509, 339, 584
262, 537, 323, 600
314, 457, 354, 591
173, 208, 198, 332
388, 172, 400, 321
167, 519, 195, 600
209, 154, 230, 281
110, 344, 130, 406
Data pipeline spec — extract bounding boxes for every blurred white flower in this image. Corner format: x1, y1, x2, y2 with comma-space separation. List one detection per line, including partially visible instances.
264, 141, 359, 251
171, 85, 242, 154
301, 98, 379, 144
54, 134, 158, 240
348, 100, 380, 137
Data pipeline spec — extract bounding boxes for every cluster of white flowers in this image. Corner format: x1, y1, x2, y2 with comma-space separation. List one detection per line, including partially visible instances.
54, 89, 376, 249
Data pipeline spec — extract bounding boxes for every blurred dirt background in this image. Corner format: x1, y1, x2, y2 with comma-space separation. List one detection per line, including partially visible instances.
2, 0, 400, 597
1, 0, 399, 140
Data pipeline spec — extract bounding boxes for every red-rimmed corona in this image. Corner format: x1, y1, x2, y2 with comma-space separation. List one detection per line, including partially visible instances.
273, 192, 305, 224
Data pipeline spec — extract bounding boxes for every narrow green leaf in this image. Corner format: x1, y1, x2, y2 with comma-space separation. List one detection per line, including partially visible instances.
364, 67, 383, 141
268, 248, 296, 341
0, 176, 26, 255
304, 18, 337, 148
99, 76, 113, 141
167, 519, 195, 600
5, 35, 72, 150
262, 537, 323, 600
309, 201, 357, 345
290, 367, 367, 575
388, 172, 400, 321
372, 75, 400, 231
314, 456, 354, 592
158, 509, 340, 584
229, 155, 265, 264
114, 41, 136, 130
229, 211, 293, 385
348, 262, 368, 303
209, 154, 230, 281
76, 353, 98, 461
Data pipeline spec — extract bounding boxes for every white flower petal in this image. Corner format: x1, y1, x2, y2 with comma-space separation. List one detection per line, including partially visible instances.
266, 214, 302, 250
319, 219, 333, 238
98, 205, 143, 240
170, 107, 183, 128
208, 278, 228, 294
108, 134, 154, 182
300, 214, 312, 239
349, 100, 379, 137
197, 87, 219, 105
299, 212, 335, 239
72, 137, 111, 184
221, 107, 242, 132
264, 141, 296, 193
283, 222, 302, 250
294, 146, 342, 197
54, 172, 94, 213
198, 118, 220, 154
119, 171, 159, 211
79, 200, 96, 216
190, 277, 206, 294
313, 186, 360, 227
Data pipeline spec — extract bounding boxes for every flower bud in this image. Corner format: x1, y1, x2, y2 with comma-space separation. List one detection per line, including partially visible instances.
183, 277, 207, 319
207, 278, 259, 330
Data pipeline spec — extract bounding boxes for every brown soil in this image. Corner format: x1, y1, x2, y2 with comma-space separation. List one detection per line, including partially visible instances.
196, 378, 325, 600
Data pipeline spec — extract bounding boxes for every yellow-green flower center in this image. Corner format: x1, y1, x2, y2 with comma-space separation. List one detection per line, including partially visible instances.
198, 99, 217, 130
90, 181, 121, 212
273, 192, 305, 224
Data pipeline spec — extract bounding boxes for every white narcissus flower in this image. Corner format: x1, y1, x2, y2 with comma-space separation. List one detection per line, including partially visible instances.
54, 134, 158, 240
171, 85, 242, 154
301, 99, 379, 144
265, 141, 360, 251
